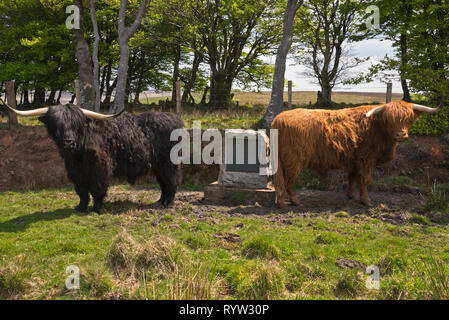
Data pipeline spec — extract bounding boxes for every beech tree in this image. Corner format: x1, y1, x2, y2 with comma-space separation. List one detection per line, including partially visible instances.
262, 0, 304, 128
293, 0, 369, 107
111, 0, 149, 113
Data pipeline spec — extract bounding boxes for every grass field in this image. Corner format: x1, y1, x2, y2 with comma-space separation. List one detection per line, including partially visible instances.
0, 185, 448, 300
139, 90, 404, 107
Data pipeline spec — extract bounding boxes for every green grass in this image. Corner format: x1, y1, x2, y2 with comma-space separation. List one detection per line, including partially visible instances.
1, 185, 449, 300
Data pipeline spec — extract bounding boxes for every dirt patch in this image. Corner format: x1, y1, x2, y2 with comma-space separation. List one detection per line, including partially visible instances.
336, 258, 366, 271
104, 187, 428, 226
0, 127, 69, 191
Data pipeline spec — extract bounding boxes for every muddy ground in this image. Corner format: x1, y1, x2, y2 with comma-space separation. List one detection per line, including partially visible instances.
105, 185, 448, 227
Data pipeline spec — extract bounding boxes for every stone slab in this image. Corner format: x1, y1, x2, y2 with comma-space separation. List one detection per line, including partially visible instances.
204, 181, 275, 206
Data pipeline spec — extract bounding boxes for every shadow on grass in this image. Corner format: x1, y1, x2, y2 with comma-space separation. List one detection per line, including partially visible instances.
0, 207, 88, 233
0, 200, 166, 233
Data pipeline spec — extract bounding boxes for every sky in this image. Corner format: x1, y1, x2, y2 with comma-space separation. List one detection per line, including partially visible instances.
281, 38, 404, 93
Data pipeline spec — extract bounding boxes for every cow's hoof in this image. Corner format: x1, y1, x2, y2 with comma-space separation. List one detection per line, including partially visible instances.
290, 198, 301, 206
92, 205, 103, 213
277, 202, 286, 209
346, 193, 355, 199
75, 205, 88, 212
361, 199, 373, 206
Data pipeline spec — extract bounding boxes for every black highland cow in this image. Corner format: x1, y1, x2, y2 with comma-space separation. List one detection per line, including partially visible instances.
4, 103, 182, 212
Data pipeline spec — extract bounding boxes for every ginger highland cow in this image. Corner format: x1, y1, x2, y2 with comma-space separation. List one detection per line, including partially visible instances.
271, 101, 440, 208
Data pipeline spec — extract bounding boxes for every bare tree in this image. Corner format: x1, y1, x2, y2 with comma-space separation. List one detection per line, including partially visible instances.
90, 0, 101, 112
294, 0, 368, 107
262, 0, 304, 128
111, 0, 149, 114
73, 0, 95, 110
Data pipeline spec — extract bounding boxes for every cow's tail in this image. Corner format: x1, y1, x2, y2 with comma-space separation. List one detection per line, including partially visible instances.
271, 118, 285, 206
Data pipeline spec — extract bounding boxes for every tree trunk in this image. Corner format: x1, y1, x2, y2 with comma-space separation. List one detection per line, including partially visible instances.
56, 90, 63, 104
171, 45, 181, 103
23, 89, 30, 105
318, 80, 332, 107
262, 0, 303, 128
182, 52, 202, 104
104, 77, 117, 107
47, 88, 57, 104
111, 0, 148, 114
399, 33, 411, 102
73, 0, 95, 110
34, 87, 46, 105
200, 86, 210, 106
209, 71, 232, 109
6, 81, 18, 128
90, 0, 101, 111
100, 65, 107, 100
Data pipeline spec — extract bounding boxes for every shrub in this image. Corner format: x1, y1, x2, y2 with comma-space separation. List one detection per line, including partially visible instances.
410, 106, 449, 135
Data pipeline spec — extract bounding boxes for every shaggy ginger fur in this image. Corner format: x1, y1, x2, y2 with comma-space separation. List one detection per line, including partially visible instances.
271, 101, 421, 208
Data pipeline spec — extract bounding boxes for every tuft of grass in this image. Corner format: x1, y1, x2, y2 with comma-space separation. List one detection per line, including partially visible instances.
314, 232, 340, 245
137, 236, 187, 272
418, 255, 449, 299
334, 271, 365, 298
80, 266, 114, 299
242, 236, 281, 260
409, 214, 431, 225
106, 229, 142, 276
245, 263, 284, 300
377, 255, 406, 276
161, 262, 223, 300
335, 211, 350, 218
422, 183, 449, 214
0, 258, 32, 299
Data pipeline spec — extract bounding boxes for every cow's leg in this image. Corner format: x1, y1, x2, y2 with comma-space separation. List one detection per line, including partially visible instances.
74, 184, 89, 212
286, 170, 301, 206
164, 164, 181, 206
153, 169, 169, 204
91, 187, 108, 213
275, 170, 287, 208
88, 155, 111, 213
358, 166, 372, 205
346, 169, 358, 199
154, 163, 181, 207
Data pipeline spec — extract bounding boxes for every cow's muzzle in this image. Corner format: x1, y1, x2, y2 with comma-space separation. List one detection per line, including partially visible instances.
63, 139, 76, 150
394, 131, 408, 142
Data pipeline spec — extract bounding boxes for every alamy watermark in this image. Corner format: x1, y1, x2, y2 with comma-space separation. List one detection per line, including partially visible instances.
65, 5, 80, 30
169, 122, 278, 175
365, 265, 380, 290
65, 265, 80, 290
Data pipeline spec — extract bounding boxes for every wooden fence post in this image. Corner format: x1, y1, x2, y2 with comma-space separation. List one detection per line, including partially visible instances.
288, 80, 293, 110
176, 80, 182, 115
6, 81, 18, 128
75, 80, 81, 107
386, 82, 392, 103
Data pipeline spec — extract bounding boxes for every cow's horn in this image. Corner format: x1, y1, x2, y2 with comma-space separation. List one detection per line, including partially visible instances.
80, 108, 124, 120
365, 105, 385, 118
1, 102, 48, 116
413, 104, 440, 114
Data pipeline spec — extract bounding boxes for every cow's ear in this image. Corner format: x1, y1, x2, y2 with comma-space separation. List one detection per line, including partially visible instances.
38, 116, 47, 124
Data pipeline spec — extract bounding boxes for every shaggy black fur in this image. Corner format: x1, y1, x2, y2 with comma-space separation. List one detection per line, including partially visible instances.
39, 104, 182, 213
